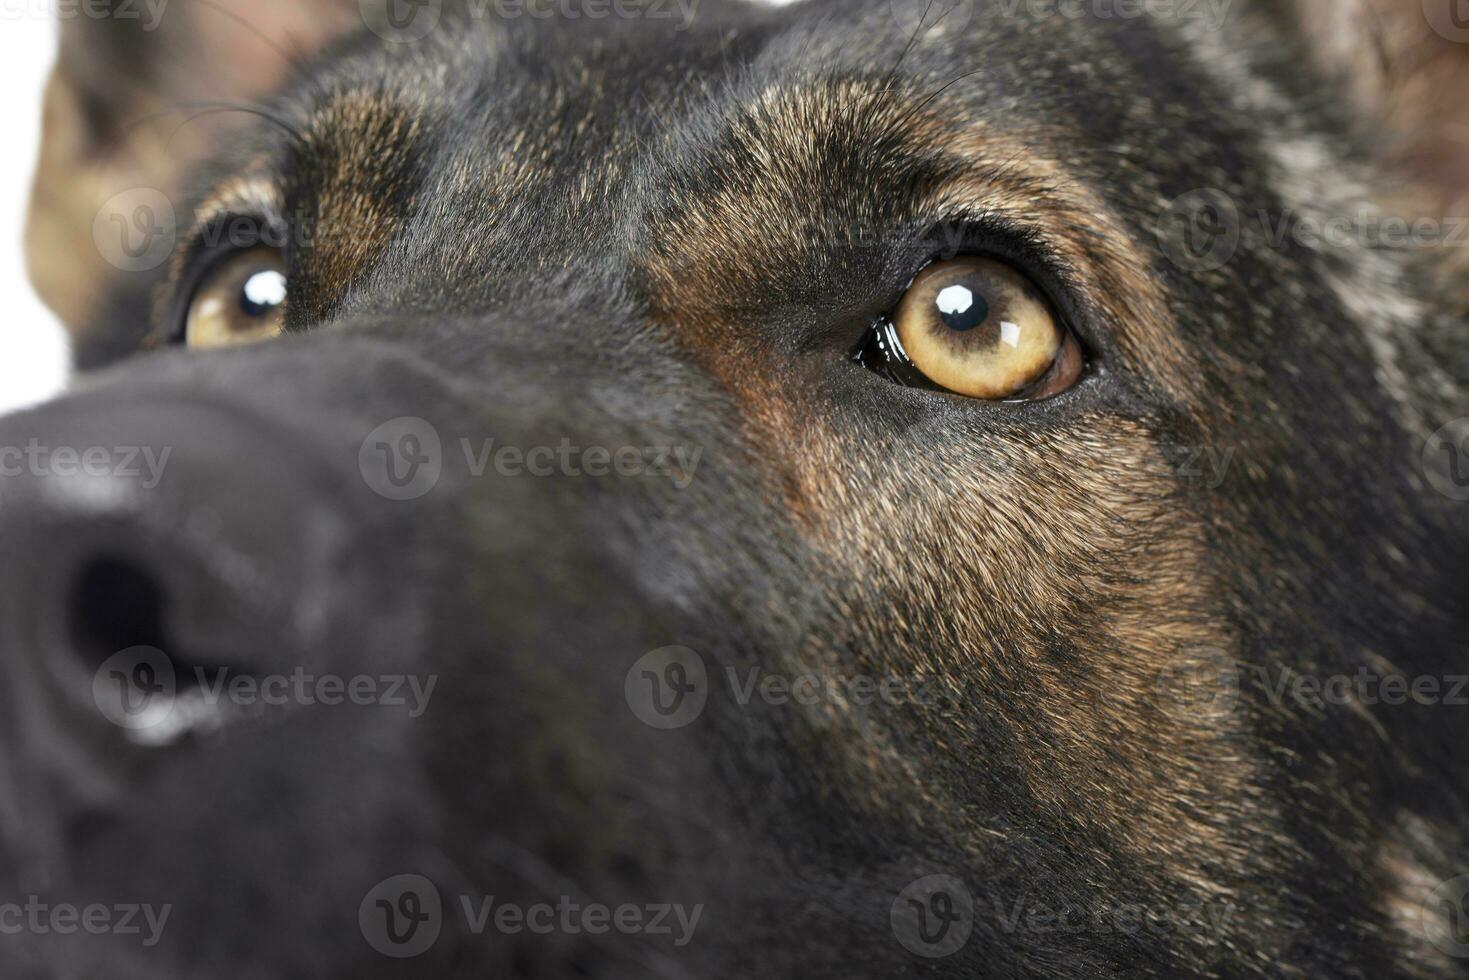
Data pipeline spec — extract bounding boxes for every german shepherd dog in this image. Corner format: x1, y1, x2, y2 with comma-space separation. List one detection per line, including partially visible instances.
3, 0, 1468, 976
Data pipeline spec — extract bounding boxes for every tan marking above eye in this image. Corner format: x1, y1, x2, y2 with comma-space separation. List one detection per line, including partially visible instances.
185, 246, 288, 350
894, 257, 1081, 400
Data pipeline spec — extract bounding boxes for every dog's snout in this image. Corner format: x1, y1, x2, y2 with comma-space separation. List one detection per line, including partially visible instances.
0, 392, 357, 750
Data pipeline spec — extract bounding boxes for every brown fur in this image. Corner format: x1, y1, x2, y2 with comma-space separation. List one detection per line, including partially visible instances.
12, 2, 1469, 976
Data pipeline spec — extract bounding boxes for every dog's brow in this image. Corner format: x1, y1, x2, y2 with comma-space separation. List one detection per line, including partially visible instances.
639, 77, 1193, 404
286, 88, 429, 322
639, 77, 948, 297
183, 175, 286, 250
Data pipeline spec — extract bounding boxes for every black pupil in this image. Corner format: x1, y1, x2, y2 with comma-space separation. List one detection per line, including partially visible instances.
935, 283, 988, 332
239, 270, 284, 318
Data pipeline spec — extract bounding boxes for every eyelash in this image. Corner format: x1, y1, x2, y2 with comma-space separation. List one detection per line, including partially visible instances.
851, 316, 938, 388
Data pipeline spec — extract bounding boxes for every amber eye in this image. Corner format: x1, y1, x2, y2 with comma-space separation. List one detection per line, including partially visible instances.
184, 246, 288, 349
856, 256, 1084, 400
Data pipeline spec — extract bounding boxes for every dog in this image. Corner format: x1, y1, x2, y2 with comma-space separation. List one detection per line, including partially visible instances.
3, 0, 1468, 975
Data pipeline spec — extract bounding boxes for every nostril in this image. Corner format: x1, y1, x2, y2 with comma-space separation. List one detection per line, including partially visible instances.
67, 557, 169, 674
0, 395, 356, 750
63, 556, 231, 743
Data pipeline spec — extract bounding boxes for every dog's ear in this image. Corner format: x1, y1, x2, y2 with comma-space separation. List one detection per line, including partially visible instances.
25, 0, 358, 359
1287, 0, 1469, 209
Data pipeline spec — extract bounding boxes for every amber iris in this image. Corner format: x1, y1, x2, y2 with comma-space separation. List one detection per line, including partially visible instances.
889, 257, 1082, 400
185, 247, 288, 349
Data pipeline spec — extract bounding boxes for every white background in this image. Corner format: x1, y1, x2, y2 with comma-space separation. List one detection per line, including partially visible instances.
0, 15, 69, 415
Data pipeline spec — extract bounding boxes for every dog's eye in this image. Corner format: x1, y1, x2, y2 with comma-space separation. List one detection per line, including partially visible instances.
855, 257, 1084, 400
184, 247, 288, 349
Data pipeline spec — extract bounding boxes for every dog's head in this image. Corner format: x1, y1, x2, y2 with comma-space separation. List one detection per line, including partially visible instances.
5, 0, 1469, 976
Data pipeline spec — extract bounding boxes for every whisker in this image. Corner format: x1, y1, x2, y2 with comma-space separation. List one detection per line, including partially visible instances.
192, 0, 299, 69
176, 100, 305, 141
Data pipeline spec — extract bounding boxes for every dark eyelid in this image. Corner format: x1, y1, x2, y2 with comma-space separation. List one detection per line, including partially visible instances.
165, 214, 285, 344
911, 218, 1083, 315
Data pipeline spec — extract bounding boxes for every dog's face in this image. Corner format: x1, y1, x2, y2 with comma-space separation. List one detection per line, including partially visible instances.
5, 0, 1468, 976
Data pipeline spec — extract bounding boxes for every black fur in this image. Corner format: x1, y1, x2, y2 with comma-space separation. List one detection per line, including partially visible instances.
3, 1, 1467, 977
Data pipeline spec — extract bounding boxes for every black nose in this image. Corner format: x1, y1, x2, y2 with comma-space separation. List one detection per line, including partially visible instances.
0, 390, 359, 750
